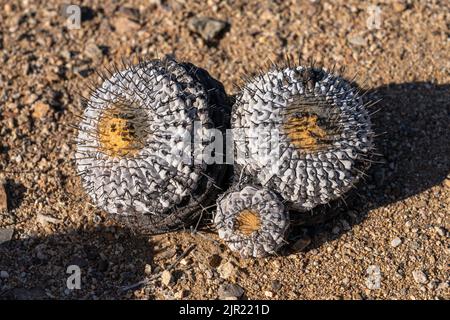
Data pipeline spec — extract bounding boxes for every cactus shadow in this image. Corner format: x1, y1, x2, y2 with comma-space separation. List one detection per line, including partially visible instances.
0, 226, 154, 300
286, 82, 450, 253
4, 180, 27, 212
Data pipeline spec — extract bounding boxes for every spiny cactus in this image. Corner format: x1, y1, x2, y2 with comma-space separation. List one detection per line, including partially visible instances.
214, 184, 289, 258
75, 56, 230, 234
231, 65, 374, 212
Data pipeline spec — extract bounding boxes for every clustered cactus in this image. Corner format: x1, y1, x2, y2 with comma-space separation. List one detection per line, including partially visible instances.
75, 56, 229, 234
75, 57, 374, 257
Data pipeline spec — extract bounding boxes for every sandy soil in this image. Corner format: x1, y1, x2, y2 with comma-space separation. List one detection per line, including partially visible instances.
0, 0, 449, 300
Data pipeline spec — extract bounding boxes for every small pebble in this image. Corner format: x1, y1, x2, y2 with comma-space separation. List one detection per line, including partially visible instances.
161, 270, 173, 286
347, 34, 367, 46
0, 228, 13, 245
117, 6, 140, 21
393, 2, 407, 12
37, 213, 62, 226
0, 182, 8, 212
0, 270, 9, 278
174, 290, 187, 299
412, 270, 428, 284
217, 261, 236, 279
435, 227, 445, 237
271, 280, 282, 291
218, 283, 244, 299
188, 17, 228, 43
180, 258, 191, 266
113, 16, 140, 34
144, 264, 152, 275
390, 237, 402, 248
205, 269, 213, 279
427, 280, 437, 289
31, 101, 52, 119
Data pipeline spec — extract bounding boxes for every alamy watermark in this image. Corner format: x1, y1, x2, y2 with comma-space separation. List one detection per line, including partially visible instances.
66, 265, 81, 290
142, 124, 284, 170
61, 4, 81, 30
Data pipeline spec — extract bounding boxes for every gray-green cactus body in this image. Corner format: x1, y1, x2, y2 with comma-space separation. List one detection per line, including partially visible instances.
75, 56, 229, 234
232, 66, 374, 211
214, 185, 289, 258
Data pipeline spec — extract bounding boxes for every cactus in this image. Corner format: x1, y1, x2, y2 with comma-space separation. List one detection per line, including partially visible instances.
74, 56, 374, 255
214, 184, 289, 258
75, 56, 230, 234
231, 65, 374, 213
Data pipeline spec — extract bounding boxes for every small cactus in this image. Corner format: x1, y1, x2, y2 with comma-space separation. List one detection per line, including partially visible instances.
231, 65, 374, 212
75, 56, 229, 234
214, 185, 289, 258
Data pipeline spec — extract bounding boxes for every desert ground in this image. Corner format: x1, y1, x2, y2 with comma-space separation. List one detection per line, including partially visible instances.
0, 0, 449, 299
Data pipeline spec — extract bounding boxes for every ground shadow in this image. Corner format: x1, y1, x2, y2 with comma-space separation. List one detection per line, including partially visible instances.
0, 226, 154, 300
287, 82, 450, 253
4, 179, 26, 212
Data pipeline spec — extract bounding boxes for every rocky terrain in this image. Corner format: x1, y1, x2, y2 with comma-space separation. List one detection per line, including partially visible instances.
0, 0, 449, 299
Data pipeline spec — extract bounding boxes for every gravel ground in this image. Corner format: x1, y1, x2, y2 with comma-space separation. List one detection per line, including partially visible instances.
0, 0, 449, 300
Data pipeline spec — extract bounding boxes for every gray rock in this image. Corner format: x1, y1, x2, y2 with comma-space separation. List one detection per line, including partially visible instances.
117, 6, 140, 21
0, 270, 9, 278
188, 17, 228, 42
390, 237, 402, 247
174, 289, 188, 299
205, 269, 213, 279
144, 264, 152, 275
347, 34, 367, 46
0, 228, 13, 245
271, 280, 282, 292
60, 49, 72, 61
218, 283, 244, 299
156, 247, 177, 260
412, 270, 428, 284
0, 181, 8, 212
222, 296, 238, 300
